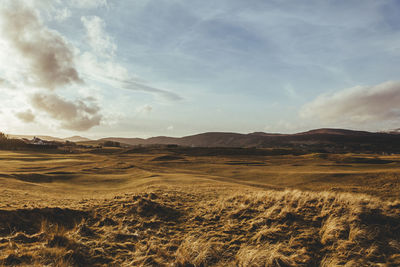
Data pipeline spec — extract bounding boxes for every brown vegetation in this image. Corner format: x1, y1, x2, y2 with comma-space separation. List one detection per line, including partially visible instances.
0, 189, 399, 266
0, 148, 399, 266
0, 133, 27, 150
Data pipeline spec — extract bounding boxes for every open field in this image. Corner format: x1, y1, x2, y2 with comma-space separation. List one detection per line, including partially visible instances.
0, 147, 399, 266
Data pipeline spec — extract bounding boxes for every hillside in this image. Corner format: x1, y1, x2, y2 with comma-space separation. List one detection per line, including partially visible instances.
63, 136, 92, 142
9, 135, 65, 142
9, 128, 400, 153
9, 135, 91, 142
102, 128, 400, 153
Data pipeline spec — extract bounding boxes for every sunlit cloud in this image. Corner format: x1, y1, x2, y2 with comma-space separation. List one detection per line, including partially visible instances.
30, 93, 102, 131
0, 0, 399, 136
0, 0, 82, 90
15, 109, 35, 123
300, 81, 400, 125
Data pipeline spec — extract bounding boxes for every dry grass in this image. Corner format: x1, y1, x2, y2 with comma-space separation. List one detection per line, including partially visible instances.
0, 149, 399, 266
0, 187, 399, 266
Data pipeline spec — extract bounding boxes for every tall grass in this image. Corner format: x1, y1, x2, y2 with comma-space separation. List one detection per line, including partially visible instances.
0, 188, 399, 266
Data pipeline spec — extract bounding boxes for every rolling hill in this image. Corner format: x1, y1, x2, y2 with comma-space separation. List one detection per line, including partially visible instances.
100, 128, 400, 153
9, 135, 91, 142
9, 128, 400, 153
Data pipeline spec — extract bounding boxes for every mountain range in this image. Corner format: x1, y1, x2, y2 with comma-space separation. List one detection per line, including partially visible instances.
9, 128, 400, 153
9, 135, 91, 142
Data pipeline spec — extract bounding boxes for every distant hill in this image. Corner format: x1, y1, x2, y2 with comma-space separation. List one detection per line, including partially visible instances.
99, 128, 400, 153
8, 128, 400, 153
9, 135, 91, 142
9, 135, 64, 142
63, 136, 92, 142
98, 137, 145, 145
381, 128, 400, 135
296, 128, 371, 136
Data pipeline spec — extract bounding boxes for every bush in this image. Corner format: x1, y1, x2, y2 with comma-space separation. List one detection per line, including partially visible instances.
103, 141, 121, 147
0, 132, 27, 150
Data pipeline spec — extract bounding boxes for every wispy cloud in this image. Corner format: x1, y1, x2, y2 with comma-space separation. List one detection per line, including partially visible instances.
53, 7, 72, 22
136, 104, 153, 114
111, 76, 183, 101
79, 52, 182, 101
81, 15, 116, 59
70, 0, 108, 9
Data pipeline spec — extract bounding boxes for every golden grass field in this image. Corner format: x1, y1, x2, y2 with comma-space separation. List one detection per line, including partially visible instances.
0, 147, 399, 266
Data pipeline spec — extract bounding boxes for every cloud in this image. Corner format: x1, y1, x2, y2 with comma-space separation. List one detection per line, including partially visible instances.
70, 0, 108, 9
136, 104, 152, 114
81, 16, 116, 58
16, 109, 35, 123
0, 78, 14, 89
53, 8, 72, 22
300, 81, 400, 124
117, 77, 183, 101
283, 83, 298, 99
78, 12, 182, 101
78, 13, 182, 101
79, 52, 182, 101
0, 0, 82, 90
30, 93, 102, 131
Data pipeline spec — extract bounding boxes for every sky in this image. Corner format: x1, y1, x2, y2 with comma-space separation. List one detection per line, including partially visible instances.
0, 0, 400, 138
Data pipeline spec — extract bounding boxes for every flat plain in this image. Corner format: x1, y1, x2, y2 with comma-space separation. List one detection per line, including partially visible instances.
0, 147, 399, 266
